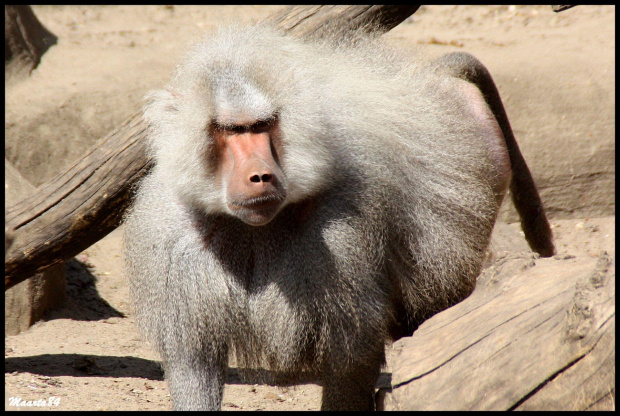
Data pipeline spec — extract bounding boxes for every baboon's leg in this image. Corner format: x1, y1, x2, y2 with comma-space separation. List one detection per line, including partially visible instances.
164, 344, 228, 410
320, 351, 384, 411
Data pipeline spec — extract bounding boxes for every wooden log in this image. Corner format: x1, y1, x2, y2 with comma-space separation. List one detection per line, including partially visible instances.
5, 113, 148, 290
266, 5, 419, 38
551, 5, 577, 13
5, 5, 420, 290
382, 251, 615, 411
5, 159, 67, 336
5, 5, 57, 83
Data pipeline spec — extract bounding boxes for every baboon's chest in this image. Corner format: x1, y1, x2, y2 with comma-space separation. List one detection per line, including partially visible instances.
226, 282, 327, 371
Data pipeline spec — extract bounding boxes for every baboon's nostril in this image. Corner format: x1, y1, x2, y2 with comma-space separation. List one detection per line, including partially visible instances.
250, 173, 273, 183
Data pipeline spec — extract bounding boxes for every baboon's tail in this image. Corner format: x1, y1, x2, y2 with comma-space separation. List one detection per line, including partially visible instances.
432, 52, 555, 257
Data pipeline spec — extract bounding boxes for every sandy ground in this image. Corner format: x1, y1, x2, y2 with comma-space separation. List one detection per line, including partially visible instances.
4, 5, 615, 411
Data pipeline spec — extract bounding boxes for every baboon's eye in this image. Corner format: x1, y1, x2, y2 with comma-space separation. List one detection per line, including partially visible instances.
211, 122, 248, 134
211, 115, 277, 134
251, 120, 271, 132
229, 124, 249, 133
250, 116, 278, 133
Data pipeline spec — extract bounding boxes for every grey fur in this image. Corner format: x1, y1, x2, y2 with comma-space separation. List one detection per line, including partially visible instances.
124, 23, 553, 410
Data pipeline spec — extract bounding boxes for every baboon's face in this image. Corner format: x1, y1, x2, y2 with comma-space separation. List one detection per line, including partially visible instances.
210, 115, 286, 226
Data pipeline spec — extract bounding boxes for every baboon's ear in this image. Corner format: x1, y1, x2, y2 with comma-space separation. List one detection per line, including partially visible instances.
143, 88, 182, 122
165, 87, 182, 99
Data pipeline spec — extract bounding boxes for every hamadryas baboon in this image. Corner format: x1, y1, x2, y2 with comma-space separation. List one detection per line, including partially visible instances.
124, 23, 554, 411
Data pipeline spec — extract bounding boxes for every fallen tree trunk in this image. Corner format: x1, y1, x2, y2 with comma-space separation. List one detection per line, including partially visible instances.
5, 5, 57, 84
5, 5, 420, 290
551, 5, 577, 13
381, 251, 615, 411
